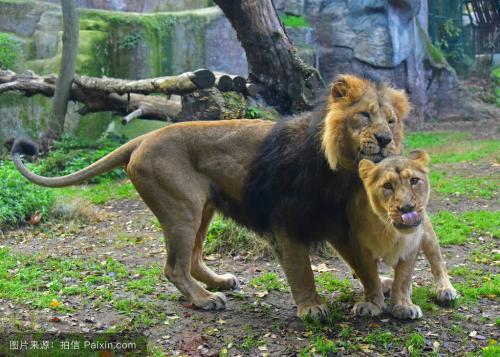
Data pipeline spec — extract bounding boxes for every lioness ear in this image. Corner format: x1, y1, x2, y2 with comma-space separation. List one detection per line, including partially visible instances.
358, 159, 376, 181
387, 88, 411, 120
408, 150, 430, 167
330, 75, 367, 103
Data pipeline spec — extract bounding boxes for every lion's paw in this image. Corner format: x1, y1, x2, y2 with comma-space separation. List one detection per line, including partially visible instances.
221, 273, 240, 290
297, 303, 330, 321
353, 301, 384, 317
194, 292, 227, 310
391, 303, 422, 320
436, 287, 457, 302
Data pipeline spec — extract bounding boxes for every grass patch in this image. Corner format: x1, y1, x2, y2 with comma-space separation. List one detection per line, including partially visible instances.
205, 215, 268, 255
405, 332, 425, 357
431, 210, 499, 246
54, 180, 136, 204
411, 287, 438, 312
405, 132, 498, 163
430, 170, 497, 199
365, 331, 395, 350
249, 272, 286, 291
316, 273, 353, 302
0, 248, 129, 312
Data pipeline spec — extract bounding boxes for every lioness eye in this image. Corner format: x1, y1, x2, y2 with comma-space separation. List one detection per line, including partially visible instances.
359, 112, 370, 119
410, 177, 420, 185
388, 117, 396, 124
383, 182, 393, 190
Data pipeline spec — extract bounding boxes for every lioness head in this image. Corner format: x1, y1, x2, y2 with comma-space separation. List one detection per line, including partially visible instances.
358, 150, 430, 232
322, 74, 411, 170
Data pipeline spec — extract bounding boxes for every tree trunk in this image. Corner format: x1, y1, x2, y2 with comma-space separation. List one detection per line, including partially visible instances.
213, 0, 324, 114
49, 0, 79, 137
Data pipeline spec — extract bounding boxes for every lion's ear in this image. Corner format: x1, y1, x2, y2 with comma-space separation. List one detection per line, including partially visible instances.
387, 88, 411, 120
358, 159, 376, 181
330, 75, 367, 103
408, 150, 430, 167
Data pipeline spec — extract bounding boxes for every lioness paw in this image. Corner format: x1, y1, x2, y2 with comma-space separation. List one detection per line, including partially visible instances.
391, 304, 422, 320
436, 287, 457, 302
297, 303, 330, 321
194, 292, 227, 310
353, 301, 384, 317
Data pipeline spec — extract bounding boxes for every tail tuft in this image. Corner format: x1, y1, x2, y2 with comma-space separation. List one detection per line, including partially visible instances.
11, 138, 39, 156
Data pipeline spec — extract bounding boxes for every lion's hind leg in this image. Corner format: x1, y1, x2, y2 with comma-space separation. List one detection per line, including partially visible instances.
190, 202, 240, 290
130, 173, 227, 310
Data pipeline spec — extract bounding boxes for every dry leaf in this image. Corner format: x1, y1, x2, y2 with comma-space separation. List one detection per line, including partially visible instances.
255, 290, 268, 298
29, 210, 42, 226
49, 299, 61, 309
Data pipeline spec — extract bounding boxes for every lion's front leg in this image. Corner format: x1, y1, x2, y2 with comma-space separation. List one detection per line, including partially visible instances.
271, 232, 329, 321
390, 247, 422, 320
421, 216, 457, 303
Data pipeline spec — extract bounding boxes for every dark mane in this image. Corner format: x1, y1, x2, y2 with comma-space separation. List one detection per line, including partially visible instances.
211, 110, 357, 244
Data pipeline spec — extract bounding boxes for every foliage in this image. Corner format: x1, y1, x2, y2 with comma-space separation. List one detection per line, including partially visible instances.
249, 272, 286, 291
38, 134, 127, 184
245, 106, 262, 119
280, 14, 310, 28
0, 32, 21, 70
431, 210, 499, 245
0, 161, 54, 227
434, 19, 473, 74
118, 33, 142, 49
205, 215, 266, 255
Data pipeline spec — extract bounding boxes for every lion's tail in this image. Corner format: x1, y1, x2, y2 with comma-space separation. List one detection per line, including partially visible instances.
11, 136, 143, 188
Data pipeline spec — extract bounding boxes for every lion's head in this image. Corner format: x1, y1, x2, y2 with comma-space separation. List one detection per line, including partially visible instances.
358, 150, 430, 232
322, 74, 411, 171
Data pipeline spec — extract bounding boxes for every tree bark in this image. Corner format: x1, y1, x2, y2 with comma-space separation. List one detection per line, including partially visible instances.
49, 0, 79, 137
213, 0, 324, 113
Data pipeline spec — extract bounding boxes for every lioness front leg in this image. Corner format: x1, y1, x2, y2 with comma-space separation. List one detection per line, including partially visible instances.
350, 248, 386, 317
422, 216, 457, 302
272, 233, 329, 321
190, 203, 240, 290
390, 247, 422, 320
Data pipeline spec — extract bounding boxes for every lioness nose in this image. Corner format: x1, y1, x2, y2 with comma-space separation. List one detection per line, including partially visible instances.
398, 203, 416, 213
375, 133, 392, 148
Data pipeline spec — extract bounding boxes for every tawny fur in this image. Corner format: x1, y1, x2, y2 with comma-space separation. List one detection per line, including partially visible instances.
11, 74, 453, 320
348, 151, 456, 319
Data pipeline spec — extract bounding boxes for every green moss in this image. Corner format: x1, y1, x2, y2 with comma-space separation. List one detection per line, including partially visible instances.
280, 14, 310, 28
417, 20, 448, 69
0, 32, 22, 70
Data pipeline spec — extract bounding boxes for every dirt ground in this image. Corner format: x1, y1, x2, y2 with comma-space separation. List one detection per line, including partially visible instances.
0, 120, 498, 356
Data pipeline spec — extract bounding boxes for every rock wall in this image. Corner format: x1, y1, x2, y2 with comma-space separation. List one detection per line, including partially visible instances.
0, 0, 247, 150
41, 0, 213, 13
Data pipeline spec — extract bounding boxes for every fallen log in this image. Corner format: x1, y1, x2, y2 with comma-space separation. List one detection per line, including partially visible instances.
74, 68, 215, 95
0, 70, 181, 121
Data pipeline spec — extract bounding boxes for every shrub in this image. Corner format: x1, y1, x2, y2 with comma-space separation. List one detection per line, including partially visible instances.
0, 161, 54, 227
0, 33, 21, 70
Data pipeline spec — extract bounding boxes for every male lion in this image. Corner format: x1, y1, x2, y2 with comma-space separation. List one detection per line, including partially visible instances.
348, 150, 456, 320
11, 74, 453, 320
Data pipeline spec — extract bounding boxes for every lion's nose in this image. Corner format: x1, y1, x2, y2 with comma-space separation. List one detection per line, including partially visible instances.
375, 133, 393, 148
398, 203, 416, 213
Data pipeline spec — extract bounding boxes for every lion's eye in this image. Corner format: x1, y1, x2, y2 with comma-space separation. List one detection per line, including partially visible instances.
383, 182, 393, 190
410, 177, 420, 185
359, 112, 370, 119
388, 117, 396, 125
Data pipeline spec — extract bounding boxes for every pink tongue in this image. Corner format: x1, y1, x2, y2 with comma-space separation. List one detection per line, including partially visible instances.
401, 211, 419, 225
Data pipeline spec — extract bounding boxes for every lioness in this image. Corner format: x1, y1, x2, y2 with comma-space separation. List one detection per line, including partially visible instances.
348, 150, 455, 320
11, 74, 454, 320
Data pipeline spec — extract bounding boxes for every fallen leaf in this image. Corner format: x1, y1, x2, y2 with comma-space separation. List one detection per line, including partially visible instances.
49, 316, 61, 323
29, 210, 42, 226
255, 290, 268, 298
469, 330, 477, 338
49, 299, 61, 309
205, 254, 218, 261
